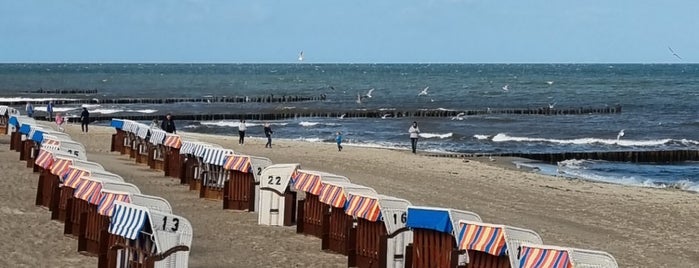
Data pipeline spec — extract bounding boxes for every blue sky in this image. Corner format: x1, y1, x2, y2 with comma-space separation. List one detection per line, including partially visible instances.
1, 0, 696, 63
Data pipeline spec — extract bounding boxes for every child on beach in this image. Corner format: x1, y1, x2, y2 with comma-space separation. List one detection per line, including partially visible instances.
336, 131, 343, 151
55, 113, 65, 132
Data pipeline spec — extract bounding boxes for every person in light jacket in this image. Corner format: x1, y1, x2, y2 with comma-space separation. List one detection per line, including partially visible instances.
238, 119, 247, 145
408, 121, 420, 154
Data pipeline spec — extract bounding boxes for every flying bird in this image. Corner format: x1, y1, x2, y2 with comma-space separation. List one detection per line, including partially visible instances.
451, 112, 465, 121
298, 51, 304, 61
546, 81, 554, 85
356, 94, 362, 104
548, 102, 556, 109
668, 47, 682, 60
418, 86, 430, 96
617, 129, 625, 141
339, 113, 346, 119
364, 88, 375, 99
502, 84, 509, 92
381, 113, 392, 119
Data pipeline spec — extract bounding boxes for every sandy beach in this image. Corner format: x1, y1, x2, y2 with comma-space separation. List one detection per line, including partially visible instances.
1, 123, 698, 267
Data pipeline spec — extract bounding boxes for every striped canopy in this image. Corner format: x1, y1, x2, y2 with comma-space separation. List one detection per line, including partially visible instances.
149, 129, 167, 145
292, 171, 322, 195
163, 134, 182, 149
179, 140, 198, 155
42, 138, 61, 151
109, 202, 148, 240
63, 167, 90, 188
457, 222, 508, 256
345, 193, 381, 221
74, 178, 104, 205
318, 183, 347, 208
222, 155, 251, 172
50, 158, 73, 176
202, 147, 234, 166
519, 245, 572, 268
98, 192, 131, 216
35, 149, 55, 169
136, 125, 149, 139
192, 143, 211, 158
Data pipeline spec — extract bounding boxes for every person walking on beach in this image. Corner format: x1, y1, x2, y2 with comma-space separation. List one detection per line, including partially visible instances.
161, 113, 176, 134
408, 121, 420, 154
46, 101, 54, 121
80, 107, 90, 133
336, 131, 343, 151
26, 102, 34, 118
264, 122, 273, 148
55, 112, 65, 132
238, 119, 247, 145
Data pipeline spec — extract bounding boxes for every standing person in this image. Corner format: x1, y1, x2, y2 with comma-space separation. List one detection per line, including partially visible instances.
80, 107, 90, 133
160, 113, 176, 134
55, 112, 65, 132
46, 101, 54, 121
408, 121, 420, 154
26, 102, 34, 118
264, 122, 273, 148
238, 119, 247, 145
336, 131, 343, 151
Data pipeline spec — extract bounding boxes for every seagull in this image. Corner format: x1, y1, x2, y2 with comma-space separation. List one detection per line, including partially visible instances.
364, 88, 375, 99
668, 46, 682, 60
451, 112, 465, 121
548, 102, 556, 109
356, 94, 362, 104
546, 81, 554, 85
617, 129, 625, 141
417, 86, 429, 96
381, 113, 392, 119
488, 156, 496, 162
339, 113, 346, 119
298, 51, 304, 61
502, 84, 509, 92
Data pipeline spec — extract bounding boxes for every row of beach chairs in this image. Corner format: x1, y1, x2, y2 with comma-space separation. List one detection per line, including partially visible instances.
2, 110, 193, 268
105, 117, 619, 268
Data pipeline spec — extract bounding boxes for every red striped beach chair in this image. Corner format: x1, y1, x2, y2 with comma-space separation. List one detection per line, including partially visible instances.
456, 220, 543, 268
162, 133, 183, 178
293, 170, 350, 238
64, 171, 125, 238
318, 181, 377, 256
517, 243, 618, 268
221, 154, 272, 211
344, 193, 412, 268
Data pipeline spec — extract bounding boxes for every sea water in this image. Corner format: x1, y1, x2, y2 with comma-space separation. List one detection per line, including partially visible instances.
1, 64, 698, 191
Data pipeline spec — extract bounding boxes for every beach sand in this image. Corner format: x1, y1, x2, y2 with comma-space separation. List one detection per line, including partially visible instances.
1, 124, 698, 267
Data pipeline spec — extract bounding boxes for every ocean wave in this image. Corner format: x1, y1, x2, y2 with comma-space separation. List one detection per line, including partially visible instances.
490, 133, 685, 147
81, 104, 101, 108
298, 121, 341, 127
90, 109, 123, 114
35, 107, 78, 112
557, 165, 699, 193
473, 134, 490, 140
419, 132, 453, 139
200, 120, 288, 128
129, 109, 157, 114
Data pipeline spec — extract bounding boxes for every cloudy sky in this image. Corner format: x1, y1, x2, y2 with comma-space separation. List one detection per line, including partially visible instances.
1, 0, 696, 63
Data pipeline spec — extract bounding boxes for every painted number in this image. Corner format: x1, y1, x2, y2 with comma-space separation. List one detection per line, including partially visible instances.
162, 216, 180, 232
67, 149, 79, 157
393, 212, 407, 224
257, 167, 262, 176
267, 176, 282, 185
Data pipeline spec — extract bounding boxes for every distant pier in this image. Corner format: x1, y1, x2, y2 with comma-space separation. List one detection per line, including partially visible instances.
427, 149, 699, 163
56, 105, 622, 122
0, 95, 327, 105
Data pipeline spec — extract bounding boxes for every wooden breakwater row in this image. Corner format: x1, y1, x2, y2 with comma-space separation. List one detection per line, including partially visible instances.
427, 150, 699, 163
23, 89, 99, 94
0, 94, 327, 105
58, 105, 622, 122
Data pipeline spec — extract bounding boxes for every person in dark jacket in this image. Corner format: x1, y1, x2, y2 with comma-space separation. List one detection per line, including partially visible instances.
80, 107, 90, 133
264, 122, 273, 148
160, 113, 176, 134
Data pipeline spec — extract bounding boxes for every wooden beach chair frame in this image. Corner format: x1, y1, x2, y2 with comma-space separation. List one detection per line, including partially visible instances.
294, 171, 350, 239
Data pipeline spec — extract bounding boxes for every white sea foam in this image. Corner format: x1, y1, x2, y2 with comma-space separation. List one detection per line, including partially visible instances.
127, 109, 158, 114
419, 132, 453, 139
473, 134, 490, 140
491, 133, 680, 147
299, 121, 319, 127
90, 109, 123, 114
81, 104, 101, 108
200, 120, 287, 128
35, 107, 78, 112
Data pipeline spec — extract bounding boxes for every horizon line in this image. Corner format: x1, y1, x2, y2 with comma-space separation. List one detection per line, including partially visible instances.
0, 61, 694, 65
